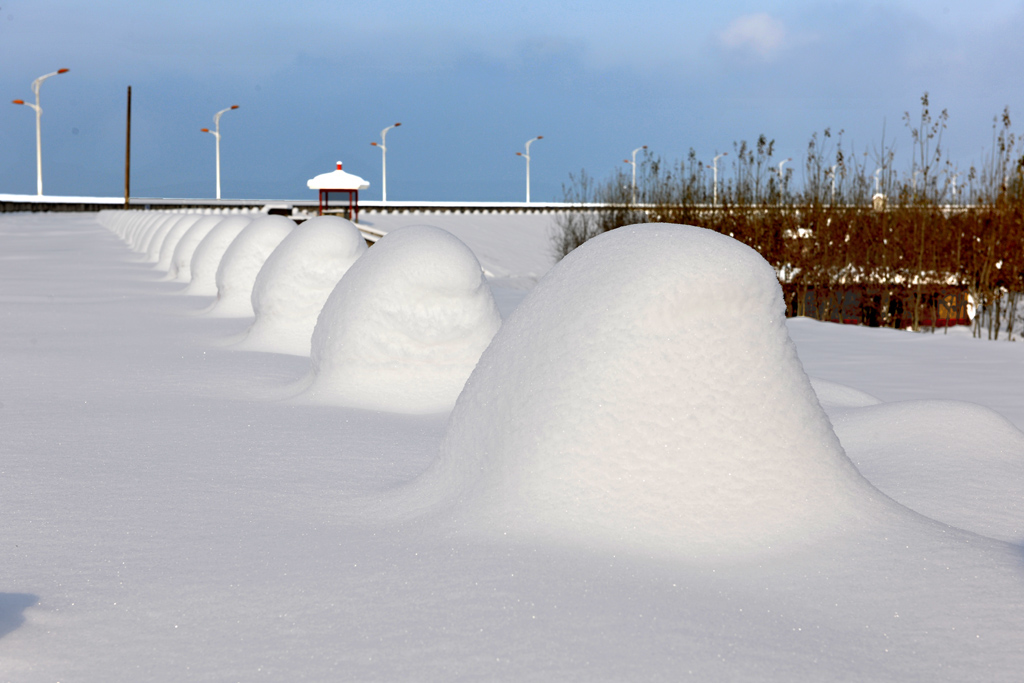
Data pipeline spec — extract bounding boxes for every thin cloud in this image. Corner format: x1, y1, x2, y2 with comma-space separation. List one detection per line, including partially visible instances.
720, 13, 787, 59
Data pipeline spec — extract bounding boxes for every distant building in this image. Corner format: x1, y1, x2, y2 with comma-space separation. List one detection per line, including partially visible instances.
307, 161, 369, 221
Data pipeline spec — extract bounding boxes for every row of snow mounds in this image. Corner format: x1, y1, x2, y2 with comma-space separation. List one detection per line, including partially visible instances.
98, 210, 503, 413
98, 208, 258, 258
405, 224, 895, 556
183, 216, 254, 295
98, 214, 1024, 558
210, 215, 296, 317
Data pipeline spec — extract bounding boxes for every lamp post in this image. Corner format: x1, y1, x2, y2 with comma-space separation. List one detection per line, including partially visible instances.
12, 68, 69, 196
711, 152, 727, 207
200, 105, 239, 200
370, 122, 401, 203
516, 135, 542, 203
777, 157, 792, 180
623, 145, 647, 204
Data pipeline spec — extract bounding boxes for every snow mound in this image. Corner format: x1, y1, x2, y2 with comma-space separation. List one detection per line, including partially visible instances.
168, 216, 224, 282
418, 224, 883, 555
154, 215, 201, 271
183, 216, 252, 295
831, 399, 1024, 544
210, 215, 295, 318
125, 213, 159, 251
139, 215, 178, 261
241, 215, 367, 356
305, 225, 500, 413
145, 215, 190, 264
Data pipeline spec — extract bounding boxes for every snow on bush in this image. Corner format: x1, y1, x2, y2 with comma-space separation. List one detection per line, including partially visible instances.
241, 215, 367, 356
168, 216, 225, 282
418, 223, 884, 555
209, 215, 295, 318
183, 216, 252, 296
305, 225, 500, 413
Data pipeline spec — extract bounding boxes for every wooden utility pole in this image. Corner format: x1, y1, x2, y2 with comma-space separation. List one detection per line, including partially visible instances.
124, 86, 132, 209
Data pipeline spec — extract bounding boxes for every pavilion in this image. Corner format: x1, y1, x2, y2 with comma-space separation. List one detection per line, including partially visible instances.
307, 161, 370, 221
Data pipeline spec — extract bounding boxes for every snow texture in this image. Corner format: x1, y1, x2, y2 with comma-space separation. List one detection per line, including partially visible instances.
240, 215, 367, 356
210, 215, 295, 318
306, 225, 500, 413
419, 223, 884, 555
183, 215, 252, 295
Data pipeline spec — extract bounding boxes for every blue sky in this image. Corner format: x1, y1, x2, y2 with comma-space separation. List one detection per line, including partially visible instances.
2, 0, 1023, 201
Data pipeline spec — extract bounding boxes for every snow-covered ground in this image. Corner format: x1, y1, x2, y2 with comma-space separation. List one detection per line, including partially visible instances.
2, 211, 1023, 681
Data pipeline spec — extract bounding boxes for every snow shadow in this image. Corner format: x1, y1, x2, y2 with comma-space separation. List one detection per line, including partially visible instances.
0, 592, 38, 639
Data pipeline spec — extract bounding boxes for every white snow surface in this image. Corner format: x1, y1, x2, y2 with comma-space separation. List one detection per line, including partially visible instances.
210, 215, 295, 318
183, 215, 252, 296
4, 212, 1024, 681
240, 215, 367, 356
305, 225, 501, 413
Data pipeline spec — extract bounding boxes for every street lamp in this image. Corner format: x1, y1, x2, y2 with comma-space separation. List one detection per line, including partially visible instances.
623, 145, 647, 204
200, 104, 239, 200
12, 68, 70, 196
516, 135, 542, 203
777, 157, 792, 180
711, 152, 727, 207
370, 122, 401, 203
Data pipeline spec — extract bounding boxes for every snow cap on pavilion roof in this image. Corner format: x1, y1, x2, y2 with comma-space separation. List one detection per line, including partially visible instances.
307, 161, 370, 191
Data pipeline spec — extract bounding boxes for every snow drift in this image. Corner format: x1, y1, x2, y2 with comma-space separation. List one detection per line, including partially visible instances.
209, 215, 295, 318
305, 225, 500, 413
241, 215, 367, 356
183, 216, 252, 295
418, 223, 883, 555
831, 399, 1024, 544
